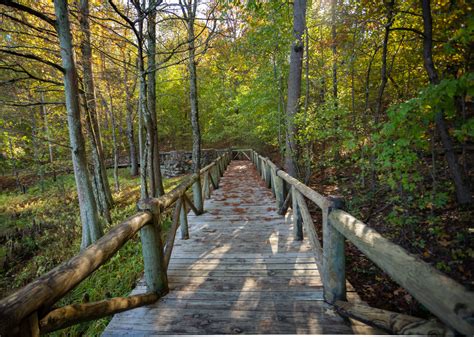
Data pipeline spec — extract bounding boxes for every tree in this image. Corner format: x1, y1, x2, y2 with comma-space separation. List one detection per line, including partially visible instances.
179, 0, 205, 213
421, 0, 471, 205
53, 0, 102, 249
284, 0, 307, 178
79, 0, 113, 223
147, 0, 165, 197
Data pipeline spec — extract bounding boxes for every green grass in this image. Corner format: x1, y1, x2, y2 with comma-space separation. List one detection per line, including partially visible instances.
0, 168, 181, 336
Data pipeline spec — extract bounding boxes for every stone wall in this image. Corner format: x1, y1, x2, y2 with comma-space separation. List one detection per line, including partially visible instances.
160, 149, 218, 177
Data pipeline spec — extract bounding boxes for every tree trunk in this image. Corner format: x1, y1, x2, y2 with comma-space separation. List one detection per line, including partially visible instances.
183, 0, 204, 213
124, 54, 138, 176
53, 0, 102, 249
284, 0, 307, 178
31, 105, 45, 192
421, 0, 472, 205
79, 0, 113, 224
40, 92, 56, 181
370, 0, 394, 190
147, 1, 165, 197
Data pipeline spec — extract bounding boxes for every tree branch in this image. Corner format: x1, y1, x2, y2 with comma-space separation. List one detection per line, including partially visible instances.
0, 0, 56, 27
0, 49, 64, 73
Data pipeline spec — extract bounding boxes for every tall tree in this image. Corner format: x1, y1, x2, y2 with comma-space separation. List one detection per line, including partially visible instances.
53, 0, 102, 249
421, 0, 471, 205
147, 0, 165, 197
180, 0, 204, 213
79, 0, 113, 223
284, 0, 307, 177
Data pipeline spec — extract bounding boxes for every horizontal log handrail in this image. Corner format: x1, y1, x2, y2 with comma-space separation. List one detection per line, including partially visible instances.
0, 150, 232, 336
39, 292, 159, 333
248, 149, 474, 335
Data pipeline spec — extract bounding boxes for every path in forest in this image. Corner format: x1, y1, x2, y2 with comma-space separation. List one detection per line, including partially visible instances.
103, 160, 375, 335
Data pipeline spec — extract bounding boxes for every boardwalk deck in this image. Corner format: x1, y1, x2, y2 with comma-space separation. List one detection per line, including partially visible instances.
103, 161, 376, 335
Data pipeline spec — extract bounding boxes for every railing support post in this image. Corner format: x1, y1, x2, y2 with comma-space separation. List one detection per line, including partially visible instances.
192, 176, 204, 214
138, 200, 169, 294
274, 170, 285, 209
179, 196, 189, 240
264, 159, 272, 189
323, 196, 346, 304
291, 186, 303, 241
211, 165, 219, 189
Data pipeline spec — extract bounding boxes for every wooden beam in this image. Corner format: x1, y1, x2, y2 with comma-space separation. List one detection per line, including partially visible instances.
334, 300, 454, 336
293, 191, 323, 273
0, 212, 152, 335
276, 168, 328, 209
39, 293, 159, 333
182, 193, 199, 216
179, 197, 189, 240
329, 209, 474, 335
164, 199, 183, 269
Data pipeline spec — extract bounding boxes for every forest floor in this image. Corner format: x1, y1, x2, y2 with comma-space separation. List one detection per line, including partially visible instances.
306, 163, 474, 319
0, 168, 181, 336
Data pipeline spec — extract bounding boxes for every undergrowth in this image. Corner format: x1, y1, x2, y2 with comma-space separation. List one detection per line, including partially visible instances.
0, 168, 180, 336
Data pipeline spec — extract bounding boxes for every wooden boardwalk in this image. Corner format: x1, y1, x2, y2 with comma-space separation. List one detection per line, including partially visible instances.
103, 161, 374, 335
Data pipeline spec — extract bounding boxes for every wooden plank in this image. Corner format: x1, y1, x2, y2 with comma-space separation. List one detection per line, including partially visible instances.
330, 209, 474, 335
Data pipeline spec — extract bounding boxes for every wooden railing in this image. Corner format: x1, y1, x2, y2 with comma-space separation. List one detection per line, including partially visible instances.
244, 149, 474, 336
0, 151, 232, 336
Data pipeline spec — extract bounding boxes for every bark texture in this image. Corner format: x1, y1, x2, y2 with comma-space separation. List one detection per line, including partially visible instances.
147, 1, 165, 197
421, 0, 472, 205
284, 0, 307, 178
54, 0, 102, 249
79, 0, 113, 223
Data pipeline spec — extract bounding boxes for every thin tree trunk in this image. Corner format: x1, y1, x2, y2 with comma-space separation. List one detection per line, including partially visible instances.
147, 0, 165, 197
421, 0, 471, 205
8, 138, 22, 193
40, 92, 56, 182
370, 0, 394, 190
331, 0, 337, 104
100, 91, 120, 192
31, 105, 45, 192
182, 0, 203, 213
137, 29, 149, 200
285, 0, 307, 178
361, 46, 380, 188
331, 0, 340, 163
53, 0, 102, 249
124, 54, 138, 176
79, 0, 113, 224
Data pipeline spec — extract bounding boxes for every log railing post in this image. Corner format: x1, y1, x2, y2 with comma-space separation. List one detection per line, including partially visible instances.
270, 166, 276, 196
264, 159, 272, 189
323, 196, 346, 304
179, 196, 189, 240
138, 201, 168, 294
18, 311, 40, 337
274, 170, 285, 209
211, 165, 219, 189
291, 186, 303, 241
